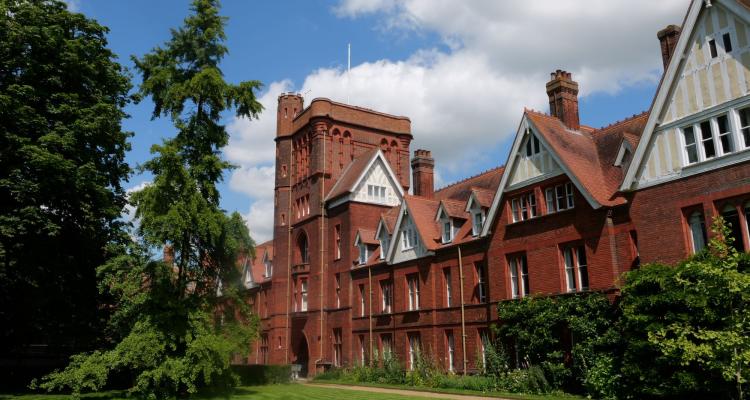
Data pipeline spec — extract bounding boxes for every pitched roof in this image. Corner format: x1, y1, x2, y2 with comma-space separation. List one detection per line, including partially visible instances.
249, 239, 273, 283
438, 199, 468, 220
525, 109, 648, 207
434, 166, 504, 201
468, 187, 495, 209
403, 196, 442, 251
381, 206, 400, 234
355, 228, 379, 245
325, 148, 380, 202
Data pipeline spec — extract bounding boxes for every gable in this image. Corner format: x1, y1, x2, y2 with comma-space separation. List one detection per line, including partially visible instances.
507, 128, 563, 188
350, 157, 402, 206
625, 0, 750, 189
390, 211, 429, 264
662, 3, 750, 124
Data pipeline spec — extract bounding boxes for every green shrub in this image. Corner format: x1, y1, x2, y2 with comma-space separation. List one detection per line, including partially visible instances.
231, 364, 291, 386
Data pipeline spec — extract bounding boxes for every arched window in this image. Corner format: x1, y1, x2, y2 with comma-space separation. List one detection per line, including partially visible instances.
297, 232, 309, 264
722, 204, 745, 252
688, 211, 707, 253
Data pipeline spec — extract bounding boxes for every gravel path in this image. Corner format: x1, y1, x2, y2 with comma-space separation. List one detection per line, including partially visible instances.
304, 383, 513, 400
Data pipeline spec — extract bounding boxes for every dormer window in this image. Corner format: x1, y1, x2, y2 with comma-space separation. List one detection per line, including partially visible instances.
402, 226, 416, 250
264, 259, 272, 278
358, 242, 368, 265
442, 220, 453, 243
438, 209, 454, 244
379, 233, 389, 260
472, 211, 484, 236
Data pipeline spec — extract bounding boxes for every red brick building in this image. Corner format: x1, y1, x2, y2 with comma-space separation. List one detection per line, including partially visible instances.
240, 0, 750, 376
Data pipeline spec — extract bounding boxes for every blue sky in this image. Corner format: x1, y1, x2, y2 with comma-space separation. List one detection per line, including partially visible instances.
72, 0, 687, 242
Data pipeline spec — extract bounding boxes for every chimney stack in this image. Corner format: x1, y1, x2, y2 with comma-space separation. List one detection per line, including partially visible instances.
411, 149, 434, 199
657, 25, 682, 70
546, 70, 580, 130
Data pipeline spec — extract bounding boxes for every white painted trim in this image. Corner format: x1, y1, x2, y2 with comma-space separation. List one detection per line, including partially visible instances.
325, 149, 405, 206
633, 145, 750, 190
505, 171, 565, 192
623, 0, 750, 190
481, 113, 602, 236
385, 203, 407, 262
622, 0, 704, 190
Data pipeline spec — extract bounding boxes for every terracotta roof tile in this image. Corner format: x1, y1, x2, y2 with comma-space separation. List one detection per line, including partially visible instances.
356, 228, 379, 245
470, 187, 495, 208
404, 196, 442, 251
325, 148, 380, 201
440, 199, 468, 219
381, 206, 400, 234
525, 109, 648, 207
434, 166, 504, 202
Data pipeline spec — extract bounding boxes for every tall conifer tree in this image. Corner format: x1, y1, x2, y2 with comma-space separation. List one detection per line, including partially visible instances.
38, 1, 263, 396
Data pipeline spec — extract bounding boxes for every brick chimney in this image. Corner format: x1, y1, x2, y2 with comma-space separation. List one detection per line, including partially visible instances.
546, 70, 580, 130
411, 149, 434, 198
657, 25, 682, 70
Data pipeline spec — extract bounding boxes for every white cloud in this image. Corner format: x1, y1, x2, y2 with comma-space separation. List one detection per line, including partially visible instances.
242, 200, 275, 245
123, 181, 151, 230
225, 0, 687, 241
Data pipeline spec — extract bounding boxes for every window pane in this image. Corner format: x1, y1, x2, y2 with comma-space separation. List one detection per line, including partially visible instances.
689, 212, 707, 253
509, 259, 519, 298
565, 183, 575, 208
683, 126, 699, 163
723, 32, 733, 53
534, 136, 540, 154
520, 256, 529, 296
717, 115, 733, 154
556, 185, 566, 210
577, 247, 589, 290
701, 121, 716, 158
545, 188, 555, 213
709, 38, 718, 58
564, 248, 576, 292
739, 108, 750, 148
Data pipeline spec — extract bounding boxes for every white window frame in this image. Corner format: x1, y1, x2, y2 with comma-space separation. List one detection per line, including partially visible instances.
475, 263, 487, 303
444, 268, 452, 308
300, 279, 308, 311
441, 218, 453, 243
335, 274, 341, 308
381, 280, 392, 314
408, 333, 420, 370
545, 183, 574, 214
358, 242, 368, 265
407, 275, 420, 311
511, 192, 537, 222
688, 211, 707, 253
562, 245, 589, 293
471, 210, 484, 236
509, 254, 529, 298
446, 331, 455, 372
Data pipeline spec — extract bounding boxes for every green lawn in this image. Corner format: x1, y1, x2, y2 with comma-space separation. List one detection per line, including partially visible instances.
1, 384, 434, 400
0, 383, 581, 400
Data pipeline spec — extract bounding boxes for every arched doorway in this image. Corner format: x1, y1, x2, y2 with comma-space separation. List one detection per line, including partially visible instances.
293, 335, 309, 378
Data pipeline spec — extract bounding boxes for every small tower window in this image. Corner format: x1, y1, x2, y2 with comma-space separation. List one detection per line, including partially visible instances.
723, 32, 733, 53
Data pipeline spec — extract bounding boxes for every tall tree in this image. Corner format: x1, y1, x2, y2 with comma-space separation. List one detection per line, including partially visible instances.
37, 0, 263, 397
0, 0, 132, 375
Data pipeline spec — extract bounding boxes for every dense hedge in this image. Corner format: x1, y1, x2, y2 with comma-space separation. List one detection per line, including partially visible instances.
231, 364, 291, 386
496, 218, 750, 400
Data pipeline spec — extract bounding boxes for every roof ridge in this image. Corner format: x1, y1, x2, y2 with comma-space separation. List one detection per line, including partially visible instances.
434, 165, 504, 193
595, 110, 649, 133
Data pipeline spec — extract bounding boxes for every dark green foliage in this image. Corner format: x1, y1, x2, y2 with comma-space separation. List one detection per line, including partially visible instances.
231, 365, 291, 386
496, 293, 619, 397
314, 351, 551, 395
618, 217, 750, 399
0, 0, 132, 363
35, 0, 263, 398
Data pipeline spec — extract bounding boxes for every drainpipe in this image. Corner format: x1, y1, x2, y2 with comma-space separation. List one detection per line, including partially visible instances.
458, 245, 468, 375
319, 124, 327, 371
285, 140, 294, 365
368, 265, 373, 362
